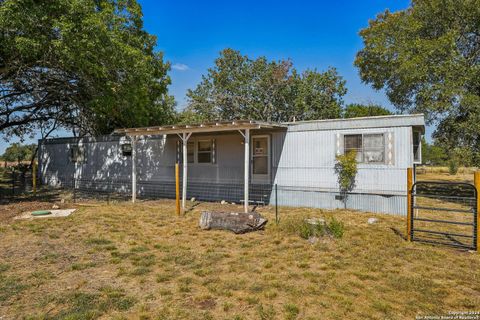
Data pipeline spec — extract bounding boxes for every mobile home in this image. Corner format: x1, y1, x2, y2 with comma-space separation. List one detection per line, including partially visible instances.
38, 114, 425, 215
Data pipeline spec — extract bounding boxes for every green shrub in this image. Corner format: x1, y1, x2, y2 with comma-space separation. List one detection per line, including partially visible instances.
448, 159, 459, 175
327, 217, 344, 238
298, 221, 325, 239
277, 216, 344, 239
334, 151, 358, 208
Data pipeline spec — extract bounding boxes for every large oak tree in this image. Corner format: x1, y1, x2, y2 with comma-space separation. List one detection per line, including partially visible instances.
0, 0, 175, 140
355, 0, 480, 163
185, 49, 346, 123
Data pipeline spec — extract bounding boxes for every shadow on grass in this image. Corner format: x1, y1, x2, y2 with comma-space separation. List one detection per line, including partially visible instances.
184, 201, 201, 214
390, 227, 407, 241
0, 187, 63, 205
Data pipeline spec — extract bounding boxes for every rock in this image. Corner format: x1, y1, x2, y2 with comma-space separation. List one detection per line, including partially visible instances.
308, 236, 319, 244
199, 211, 268, 234
220, 200, 227, 205
305, 218, 325, 226
60, 198, 65, 204
190, 197, 196, 202
52, 204, 60, 209
367, 217, 378, 224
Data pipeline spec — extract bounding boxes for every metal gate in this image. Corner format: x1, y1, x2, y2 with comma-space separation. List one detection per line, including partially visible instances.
410, 181, 478, 250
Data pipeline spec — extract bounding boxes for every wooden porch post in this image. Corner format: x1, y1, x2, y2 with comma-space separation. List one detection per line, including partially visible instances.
244, 129, 250, 213
182, 133, 187, 211
180, 132, 192, 212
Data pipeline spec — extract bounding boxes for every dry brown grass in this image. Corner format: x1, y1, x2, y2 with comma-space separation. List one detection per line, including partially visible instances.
0, 199, 479, 319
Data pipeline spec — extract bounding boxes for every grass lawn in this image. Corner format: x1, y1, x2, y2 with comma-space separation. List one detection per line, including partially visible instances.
0, 198, 479, 320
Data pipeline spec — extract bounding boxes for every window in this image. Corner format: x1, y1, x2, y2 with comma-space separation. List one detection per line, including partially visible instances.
197, 140, 212, 163
69, 146, 85, 163
177, 139, 216, 164
413, 131, 421, 163
187, 141, 194, 163
344, 134, 363, 162
121, 143, 132, 156
364, 134, 385, 163
344, 134, 385, 163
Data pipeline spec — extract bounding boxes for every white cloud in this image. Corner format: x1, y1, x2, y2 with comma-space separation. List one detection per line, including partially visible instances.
171, 63, 190, 71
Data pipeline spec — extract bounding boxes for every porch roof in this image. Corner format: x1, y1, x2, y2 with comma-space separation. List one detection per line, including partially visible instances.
114, 120, 286, 136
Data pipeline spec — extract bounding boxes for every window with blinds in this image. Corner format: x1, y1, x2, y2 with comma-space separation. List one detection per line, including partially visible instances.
344, 133, 385, 163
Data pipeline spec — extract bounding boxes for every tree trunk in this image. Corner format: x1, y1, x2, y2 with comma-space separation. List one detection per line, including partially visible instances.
199, 211, 268, 234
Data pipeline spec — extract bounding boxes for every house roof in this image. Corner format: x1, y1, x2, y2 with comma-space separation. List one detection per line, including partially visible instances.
285, 114, 425, 133
114, 114, 426, 136
113, 120, 287, 136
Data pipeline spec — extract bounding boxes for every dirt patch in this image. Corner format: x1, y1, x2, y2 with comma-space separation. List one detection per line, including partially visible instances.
14, 209, 76, 220
0, 201, 73, 223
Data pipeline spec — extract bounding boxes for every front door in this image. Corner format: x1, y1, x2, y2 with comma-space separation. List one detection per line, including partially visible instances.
251, 135, 270, 182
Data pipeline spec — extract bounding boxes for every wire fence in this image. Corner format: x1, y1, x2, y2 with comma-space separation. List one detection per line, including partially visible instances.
0, 168, 409, 218
1, 160, 422, 217
56, 176, 274, 205
0, 166, 34, 199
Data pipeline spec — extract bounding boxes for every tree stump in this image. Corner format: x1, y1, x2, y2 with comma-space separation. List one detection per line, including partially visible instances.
199, 211, 268, 234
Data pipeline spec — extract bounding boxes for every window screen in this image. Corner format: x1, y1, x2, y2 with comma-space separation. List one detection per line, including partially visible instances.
197, 140, 212, 163
363, 134, 384, 163
344, 133, 385, 163
344, 134, 363, 162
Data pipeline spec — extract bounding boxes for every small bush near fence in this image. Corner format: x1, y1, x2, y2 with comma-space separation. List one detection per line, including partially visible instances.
275, 215, 345, 239
448, 160, 459, 175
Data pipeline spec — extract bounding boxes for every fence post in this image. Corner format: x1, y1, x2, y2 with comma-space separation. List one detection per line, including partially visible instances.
175, 163, 180, 215
73, 177, 77, 203
107, 179, 111, 205
32, 161, 37, 197
474, 171, 480, 252
407, 167, 413, 242
275, 184, 278, 224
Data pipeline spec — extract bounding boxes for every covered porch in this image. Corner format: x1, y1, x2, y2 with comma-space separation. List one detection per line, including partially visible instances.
114, 120, 286, 213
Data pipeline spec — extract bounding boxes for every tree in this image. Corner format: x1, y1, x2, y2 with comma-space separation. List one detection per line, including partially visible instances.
185, 49, 346, 122
334, 151, 358, 209
343, 103, 392, 118
0, 0, 175, 139
421, 139, 448, 166
355, 0, 480, 165
2, 143, 35, 164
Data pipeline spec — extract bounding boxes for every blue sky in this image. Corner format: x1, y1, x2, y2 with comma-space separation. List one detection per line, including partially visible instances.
2, 0, 430, 154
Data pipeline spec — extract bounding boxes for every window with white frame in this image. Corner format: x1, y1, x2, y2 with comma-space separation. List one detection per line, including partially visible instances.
177, 139, 215, 164
197, 140, 213, 163
344, 133, 385, 163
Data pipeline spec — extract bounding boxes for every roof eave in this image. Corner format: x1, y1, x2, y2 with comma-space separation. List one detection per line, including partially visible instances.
113, 121, 286, 136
